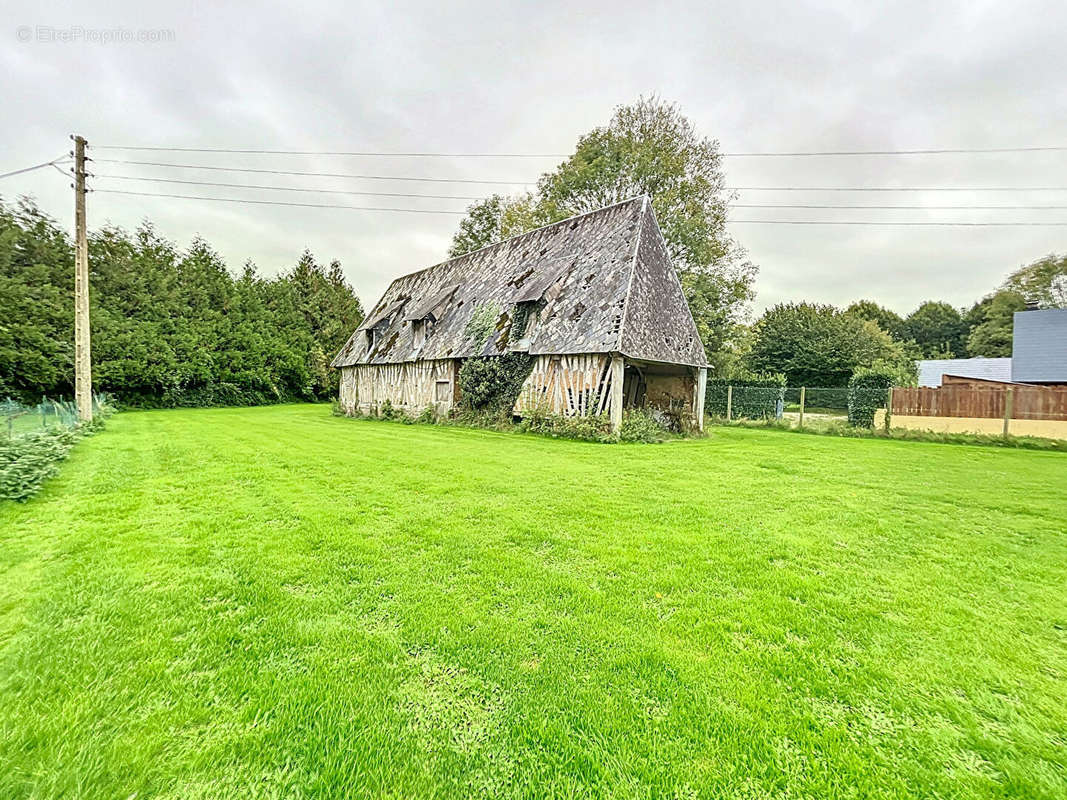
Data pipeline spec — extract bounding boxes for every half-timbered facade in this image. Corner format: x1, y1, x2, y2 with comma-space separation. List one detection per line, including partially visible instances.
331, 196, 708, 430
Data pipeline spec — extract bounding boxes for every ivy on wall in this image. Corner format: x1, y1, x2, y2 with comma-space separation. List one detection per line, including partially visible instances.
464, 302, 501, 350
457, 353, 534, 414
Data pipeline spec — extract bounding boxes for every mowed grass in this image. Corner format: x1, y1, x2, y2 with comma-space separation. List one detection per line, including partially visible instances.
1, 405, 1065, 799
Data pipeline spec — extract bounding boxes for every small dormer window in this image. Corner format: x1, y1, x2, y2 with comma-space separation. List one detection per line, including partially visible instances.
512, 300, 541, 340
366, 326, 384, 351
412, 317, 435, 349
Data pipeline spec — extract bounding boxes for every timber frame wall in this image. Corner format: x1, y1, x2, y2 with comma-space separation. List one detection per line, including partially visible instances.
514, 354, 616, 417
339, 359, 458, 415
340, 353, 706, 430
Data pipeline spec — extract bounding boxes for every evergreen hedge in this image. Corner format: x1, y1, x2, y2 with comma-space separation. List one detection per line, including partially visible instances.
706, 371, 786, 419
847, 368, 895, 428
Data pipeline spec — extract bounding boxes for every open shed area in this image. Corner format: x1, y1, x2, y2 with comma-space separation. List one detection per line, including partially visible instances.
2, 405, 1065, 799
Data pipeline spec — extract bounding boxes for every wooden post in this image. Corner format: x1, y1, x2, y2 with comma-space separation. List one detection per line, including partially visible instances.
609, 355, 624, 432
695, 367, 707, 432
726, 385, 733, 421
1003, 387, 1013, 437
73, 135, 92, 422
884, 387, 893, 432
798, 387, 806, 429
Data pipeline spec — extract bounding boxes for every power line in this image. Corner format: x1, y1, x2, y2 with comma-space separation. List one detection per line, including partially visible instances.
93, 176, 1067, 210
95, 189, 468, 214
93, 144, 1067, 157
729, 219, 1067, 226
94, 158, 531, 185
732, 203, 1067, 210
0, 156, 70, 181
92, 161, 1067, 192
93, 173, 486, 201
722, 146, 1067, 156
730, 185, 1067, 192
95, 145, 569, 158
95, 189, 1067, 224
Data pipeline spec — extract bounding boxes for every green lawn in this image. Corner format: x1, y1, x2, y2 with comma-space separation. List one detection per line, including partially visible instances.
2, 404, 1065, 799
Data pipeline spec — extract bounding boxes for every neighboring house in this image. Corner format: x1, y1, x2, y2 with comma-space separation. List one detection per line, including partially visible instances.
917, 357, 1012, 388
1012, 308, 1067, 384
915, 309, 1067, 387
331, 196, 709, 430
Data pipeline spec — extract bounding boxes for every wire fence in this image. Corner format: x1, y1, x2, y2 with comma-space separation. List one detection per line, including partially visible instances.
0, 395, 110, 440
707, 386, 860, 420
706, 381, 1067, 443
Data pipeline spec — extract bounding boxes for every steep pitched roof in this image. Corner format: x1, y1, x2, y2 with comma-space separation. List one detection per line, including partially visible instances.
331, 196, 707, 368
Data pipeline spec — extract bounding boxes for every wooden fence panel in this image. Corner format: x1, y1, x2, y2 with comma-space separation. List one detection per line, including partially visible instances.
892, 384, 1067, 420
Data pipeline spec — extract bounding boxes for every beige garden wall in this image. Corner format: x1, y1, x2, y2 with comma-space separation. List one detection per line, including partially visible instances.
874, 409, 1067, 440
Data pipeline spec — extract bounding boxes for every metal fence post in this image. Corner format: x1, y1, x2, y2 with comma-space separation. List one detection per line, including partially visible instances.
726, 385, 733, 421
798, 387, 806, 428
1003, 387, 1014, 437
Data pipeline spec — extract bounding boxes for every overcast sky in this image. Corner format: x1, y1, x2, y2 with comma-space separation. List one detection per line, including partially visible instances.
3, 0, 1065, 319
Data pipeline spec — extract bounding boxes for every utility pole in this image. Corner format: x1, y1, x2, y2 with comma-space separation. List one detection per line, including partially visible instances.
73, 135, 92, 421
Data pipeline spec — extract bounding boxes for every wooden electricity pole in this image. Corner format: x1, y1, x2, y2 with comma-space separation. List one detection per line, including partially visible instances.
73, 135, 92, 421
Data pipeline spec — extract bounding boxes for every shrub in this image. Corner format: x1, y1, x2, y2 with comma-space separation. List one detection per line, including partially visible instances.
618, 409, 670, 443
518, 408, 614, 442
0, 428, 80, 501
457, 353, 534, 413
416, 406, 436, 425
706, 370, 786, 419
848, 368, 894, 428
378, 399, 399, 420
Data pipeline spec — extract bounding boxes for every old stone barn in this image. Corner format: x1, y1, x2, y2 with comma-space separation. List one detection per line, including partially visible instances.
331, 196, 708, 431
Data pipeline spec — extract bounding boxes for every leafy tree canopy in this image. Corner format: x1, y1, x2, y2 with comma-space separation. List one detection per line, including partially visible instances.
745, 302, 915, 387
844, 300, 909, 342
447, 97, 756, 368
966, 290, 1027, 357
904, 301, 969, 358
1002, 253, 1066, 309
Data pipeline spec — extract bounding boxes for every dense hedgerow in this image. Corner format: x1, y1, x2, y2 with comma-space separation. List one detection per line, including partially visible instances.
0, 198, 363, 408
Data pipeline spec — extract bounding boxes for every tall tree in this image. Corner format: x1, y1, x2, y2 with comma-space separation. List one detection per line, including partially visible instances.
0, 199, 74, 400
1002, 253, 1066, 308
0, 196, 364, 406
745, 302, 911, 387
448, 97, 756, 365
844, 300, 908, 341
966, 290, 1027, 357
904, 301, 969, 358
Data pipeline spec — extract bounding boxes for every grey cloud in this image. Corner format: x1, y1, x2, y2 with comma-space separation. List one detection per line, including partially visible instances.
2, 0, 1064, 318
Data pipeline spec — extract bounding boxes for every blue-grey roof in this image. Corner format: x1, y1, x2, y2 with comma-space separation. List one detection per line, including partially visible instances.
1012, 309, 1067, 383
331, 196, 707, 368
917, 358, 1012, 387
